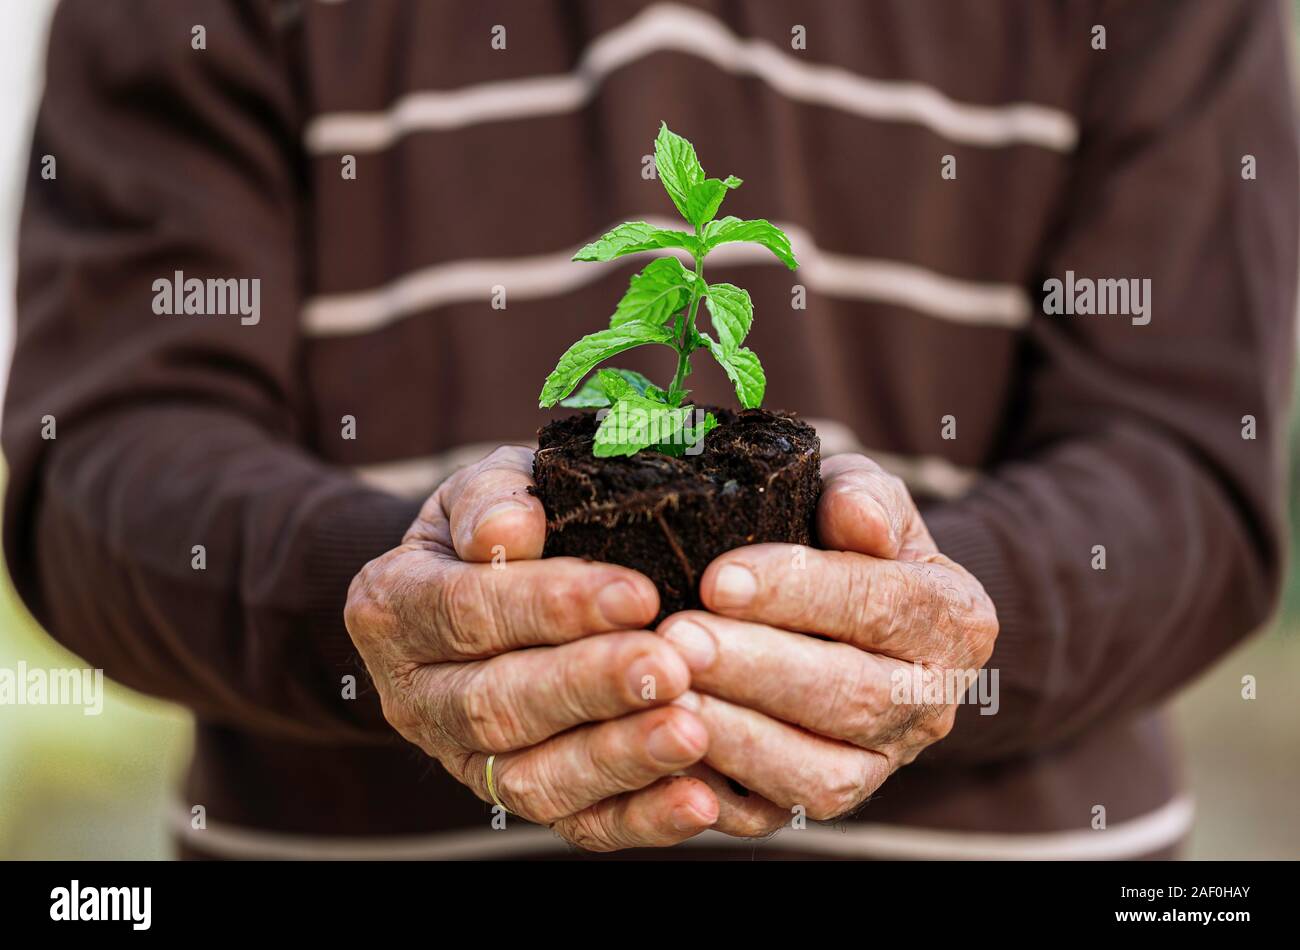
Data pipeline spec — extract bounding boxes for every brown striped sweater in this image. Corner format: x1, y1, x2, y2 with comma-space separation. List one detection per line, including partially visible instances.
4, 0, 1297, 859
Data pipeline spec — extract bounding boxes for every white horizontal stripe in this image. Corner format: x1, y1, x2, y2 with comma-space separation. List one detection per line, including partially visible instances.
808, 419, 980, 500
350, 425, 979, 502
866, 449, 980, 501
786, 795, 1195, 861
302, 215, 1031, 337
352, 442, 512, 498
305, 3, 1076, 154
173, 809, 569, 861
173, 795, 1192, 861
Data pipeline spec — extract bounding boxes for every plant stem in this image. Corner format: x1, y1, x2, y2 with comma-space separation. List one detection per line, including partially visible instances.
669, 248, 705, 396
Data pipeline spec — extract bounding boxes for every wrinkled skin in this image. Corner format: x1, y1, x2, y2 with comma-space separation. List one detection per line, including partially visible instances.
345, 447, 997, 849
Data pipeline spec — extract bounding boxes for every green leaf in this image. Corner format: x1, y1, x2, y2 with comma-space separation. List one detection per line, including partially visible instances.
610, 257, 695, 328
696, 409, 721, 439
656, 385, 686, 407
685, 321, 708, 353
704, 336, 766, 408
656, 409, 718, 457
654, 123, 706, 224
703, 282, 753, 354
654, 123, 744, 226
642, 382, 685, 406
540, 324, 675, 407
592, 368, 641, 402
559, 367, 657, 408
683, 175, 742, 228
574, 222, 700, 262
559, 383, 611, 409
700, 217, 799, 270
684, 180, 726, 228
593, 395, 690, 457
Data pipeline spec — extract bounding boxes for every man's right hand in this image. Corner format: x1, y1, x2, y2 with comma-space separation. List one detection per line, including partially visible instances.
344, 446, 722, 851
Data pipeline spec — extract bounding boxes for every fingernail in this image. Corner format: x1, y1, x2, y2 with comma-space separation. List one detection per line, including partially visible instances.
647, 715, 706, 765
625, 653, 666, 699
662, 620, 717, 672
597, 579, 650, 627
711, 564, 757, 608
670, 799, 715, 832
474, 499, 531, 535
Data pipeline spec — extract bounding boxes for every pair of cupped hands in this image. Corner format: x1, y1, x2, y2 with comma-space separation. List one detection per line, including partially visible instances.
344, 445, 997, 851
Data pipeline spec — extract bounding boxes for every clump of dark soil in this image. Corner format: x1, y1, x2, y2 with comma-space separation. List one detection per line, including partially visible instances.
532, 409, 821, 620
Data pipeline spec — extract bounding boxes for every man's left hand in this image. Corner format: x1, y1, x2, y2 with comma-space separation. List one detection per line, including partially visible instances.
658, 454, 998, 822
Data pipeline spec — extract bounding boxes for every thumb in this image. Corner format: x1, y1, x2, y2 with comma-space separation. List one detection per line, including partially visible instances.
445, 446, 547, 562
816, 454, 935, 561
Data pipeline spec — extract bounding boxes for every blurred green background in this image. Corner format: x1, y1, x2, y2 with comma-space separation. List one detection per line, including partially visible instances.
1, 3, 1298, 859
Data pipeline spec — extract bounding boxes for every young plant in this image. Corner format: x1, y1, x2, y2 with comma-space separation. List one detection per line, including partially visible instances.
538, 122, 799, 457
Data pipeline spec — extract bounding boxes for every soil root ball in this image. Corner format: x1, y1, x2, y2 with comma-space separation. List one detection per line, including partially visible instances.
532, 408, 822, 620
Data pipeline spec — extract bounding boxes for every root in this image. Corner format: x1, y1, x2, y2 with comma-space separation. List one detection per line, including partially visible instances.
543, 488, 687, 530
654, 509, 696, 590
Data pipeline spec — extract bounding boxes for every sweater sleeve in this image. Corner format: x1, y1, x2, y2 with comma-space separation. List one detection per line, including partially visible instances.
922, 0, 1298, 762
2, 0, 420, 743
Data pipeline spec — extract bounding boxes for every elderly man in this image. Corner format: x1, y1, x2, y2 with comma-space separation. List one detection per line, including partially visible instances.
5, 0, 1295, 858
